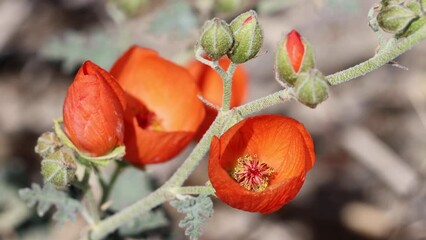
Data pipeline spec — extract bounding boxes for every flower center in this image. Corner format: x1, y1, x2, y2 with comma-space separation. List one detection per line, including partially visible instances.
127, 94, 163, 131
231, 154, 274, 192
135, 110, 163, 131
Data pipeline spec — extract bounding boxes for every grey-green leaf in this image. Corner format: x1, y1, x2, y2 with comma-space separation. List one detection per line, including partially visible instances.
19, 183, 83, 224
170, 195, 213, 240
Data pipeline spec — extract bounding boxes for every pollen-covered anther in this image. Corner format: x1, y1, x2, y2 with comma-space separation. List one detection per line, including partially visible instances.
231, 154, 274, 192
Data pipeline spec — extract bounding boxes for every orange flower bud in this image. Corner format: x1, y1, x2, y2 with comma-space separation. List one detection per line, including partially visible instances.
110, 46, 205, 166
208, 115, 315, 214
276, 30, 315, 85
63, 61, 126, 157
186, 57, 248, 140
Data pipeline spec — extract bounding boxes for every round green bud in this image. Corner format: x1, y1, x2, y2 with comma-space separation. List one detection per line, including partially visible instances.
227, 10, 263, 63
41, 148, 77, 189
276, 30, 315, 86
35, 132, 62, 158
294, 69, 329, 108
200, 18, 234, 60
377, 4, 419, 34
395, 1, 426, 38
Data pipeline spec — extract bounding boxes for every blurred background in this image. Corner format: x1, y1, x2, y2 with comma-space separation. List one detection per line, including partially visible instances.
1, 0, 426, 239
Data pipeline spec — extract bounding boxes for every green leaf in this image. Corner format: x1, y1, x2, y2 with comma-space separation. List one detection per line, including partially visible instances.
170, 195, 213, 240
19, 183, 83, 224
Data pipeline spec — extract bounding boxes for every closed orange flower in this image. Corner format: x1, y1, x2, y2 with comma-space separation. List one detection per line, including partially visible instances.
110, 46, 205, 166
208, 115, 315, 214
63, 61, 126, 156
186, 57, 248, 139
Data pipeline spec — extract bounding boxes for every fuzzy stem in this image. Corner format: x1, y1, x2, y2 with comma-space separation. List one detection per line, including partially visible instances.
236, 88, 294, 117
169, 186, 215, 196
89, 186, 167, 240
221, 62, 237, 111
89, 117, 222, 240
100, 161, 126, 204
326, 25, 426, 85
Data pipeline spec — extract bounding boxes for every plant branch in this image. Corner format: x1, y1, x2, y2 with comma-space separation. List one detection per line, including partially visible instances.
100, 161, 126, 205
169, 186, 215, 196
237, 88, 294, 117
326, 25, 426, 85
220, 62, 237, 111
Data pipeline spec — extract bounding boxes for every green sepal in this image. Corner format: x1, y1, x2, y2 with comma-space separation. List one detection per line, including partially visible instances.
41, 149, 77, 189
200, 18, 234, 60
276, 35, 315, 86
227, 10, 263, 63
377, 4, 419, 34
53, 118, 125, 167
294, 69, 329, 108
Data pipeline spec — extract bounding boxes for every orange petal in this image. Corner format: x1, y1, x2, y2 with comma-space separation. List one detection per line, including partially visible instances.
123, 116, 194, 166
286, 30, 304, 73
208, 115, 315, 213
110, 45, 205, 165
83, 61, 127, 110
63, 61, 124, 156
111, 46, 205, 132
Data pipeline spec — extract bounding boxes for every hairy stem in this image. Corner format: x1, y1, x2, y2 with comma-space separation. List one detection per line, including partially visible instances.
220, 62, 237, 111
89, 117, 221, 240
236, 88, 294, 117
326, 25, 426, 85
100, 161, 126, 204
170, 186, 215, 196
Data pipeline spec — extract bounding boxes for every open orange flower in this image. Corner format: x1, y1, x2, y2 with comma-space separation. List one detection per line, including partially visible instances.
63, 61, 126, 156
208, 115, 315, 213
110, 46, 205, 166
186, 57, 248, 139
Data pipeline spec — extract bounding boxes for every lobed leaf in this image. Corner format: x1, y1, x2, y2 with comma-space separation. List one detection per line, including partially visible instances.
18, 183, 82, 224
170, 194, 213, 240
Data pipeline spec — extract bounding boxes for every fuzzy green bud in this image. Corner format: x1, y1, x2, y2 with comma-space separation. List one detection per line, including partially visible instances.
227, 10, 263, 63
276, 30, 315, 86
200, 18, 234, 60
294, 69, 329, 108
41, 148, 77, 189
377, 4, 419, 34
35, 132, 62, 158
395, 1, 426, 38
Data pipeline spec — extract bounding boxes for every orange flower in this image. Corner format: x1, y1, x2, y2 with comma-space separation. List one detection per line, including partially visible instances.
208, 115, 315, 213
63, 61, 126, 156
110, 46, 205, 166
186, 57, 248, 139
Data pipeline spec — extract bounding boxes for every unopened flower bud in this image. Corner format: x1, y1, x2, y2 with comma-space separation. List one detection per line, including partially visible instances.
294, 69, 329, 108
200, 18, 234, 60
377, 4, 418, 34
227, 10, 263, 63
63, 61, 126, 157
276, 30, 315, 86
395, 1, 426, 38
381, 0, 404, 8
35, 132, 62, 158
41, 148, 77, 189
